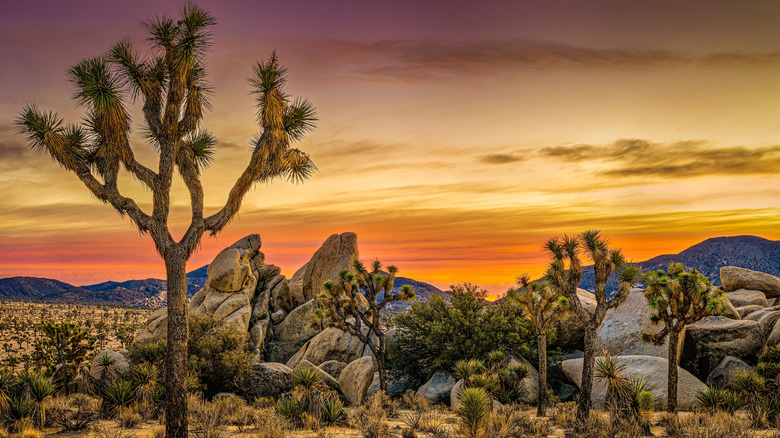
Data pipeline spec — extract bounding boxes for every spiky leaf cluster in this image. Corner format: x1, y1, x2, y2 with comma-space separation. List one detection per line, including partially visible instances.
640, 262, 726, 346
508, 273, 569, 333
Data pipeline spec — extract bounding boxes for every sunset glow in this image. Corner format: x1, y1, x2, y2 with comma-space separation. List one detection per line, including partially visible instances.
2, 0, 780, 297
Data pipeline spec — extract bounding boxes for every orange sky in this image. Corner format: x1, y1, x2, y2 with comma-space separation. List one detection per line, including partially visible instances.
1, 1, 780, 296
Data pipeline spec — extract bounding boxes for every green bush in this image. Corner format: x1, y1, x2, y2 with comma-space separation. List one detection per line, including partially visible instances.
457, 387, 490, 438
188, 314, 252, 397
389, 283, 534, 387
274, 396, 305, 423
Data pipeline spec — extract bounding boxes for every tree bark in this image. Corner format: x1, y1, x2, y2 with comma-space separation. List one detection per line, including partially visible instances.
57, 347, 69, 396
537, 332, 548, 417
667, 329, 680, 413
164, 249, 189, 438
577, 326, 597, 424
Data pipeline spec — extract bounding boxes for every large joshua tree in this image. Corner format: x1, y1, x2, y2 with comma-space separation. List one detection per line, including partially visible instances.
508, 274, 569, 417
545, 230, 640, 424
319, 259, 415, 393
641, 262, 726, 413
15, 6, 316, 437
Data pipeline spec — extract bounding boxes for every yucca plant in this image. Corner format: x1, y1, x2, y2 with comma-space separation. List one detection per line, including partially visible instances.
274, 396, 304, 424
0, 368, 16, 413
102, 379, 135, 417
485, 351, 506, 372
453, 359, 486, 386
20, 371, 54, 427
95, 352, 119, 382
292, 365, 321, 392
133, 341, 167, 366
698, 387, 728, 413
457, 387, 491, 438
595, 353, 629, 415
5, 396, 35, 432
494, 364, 529, 404
132, 363, 160, 404
321, 397, 344, 425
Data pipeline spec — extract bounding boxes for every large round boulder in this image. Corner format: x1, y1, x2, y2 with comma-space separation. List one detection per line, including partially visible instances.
680, 316, 765, 380
562, 355, 707, 410
416, 371, 457, 404
286, 327, 365, 368
207, 248, 254, 293
134, 307, 168, 344
288, 232, 359, 308
273, 299, 323, 362
244, 362, 293, 398
598, 289, 669, 357
705, 356, 752, 389
553, 289, 597, 350
726, 289, 769, 308
319, 360, 348, 379
721, 267, 780, 298
339, 357, 376, 405
507, 354, 539, 405
365, 371, 411, 399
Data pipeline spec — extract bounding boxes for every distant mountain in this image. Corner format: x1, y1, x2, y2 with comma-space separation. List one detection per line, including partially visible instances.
579, 235, 780, 293
379, 274, 450, 312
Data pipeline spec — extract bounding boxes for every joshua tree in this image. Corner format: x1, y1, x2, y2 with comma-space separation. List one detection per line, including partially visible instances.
545, 230, 640, 424
320, 259, 416, 392
641, 262, 726, 413
507, 274, 569, 416
15, 5, 316, 436
40, 321, 96, 395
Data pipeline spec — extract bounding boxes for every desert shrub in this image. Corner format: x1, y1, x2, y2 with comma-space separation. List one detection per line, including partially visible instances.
457, 387, 490, 438
418, 408, 450, 436
90, 424, 135, 438
352, 392, 390, 438
188, 314, 253, 397
563, 414, 644, 438
130, 340, 167, 366
4, 397, 34, 432
0, 368, 15, 413
321, 398, 344, 425
732, 370, 766, 426
661, 411, 753, 438
118, 405, 143, 428
132, 362, 161, 404
18, 370, 54, 427
189, 394, 229, 438
16, 425, 42, 438
254, 407, 291, 438
389, 284, 534, 387
47, 394, 101, 431
697, 387, 745, 414
399, 391, 430, 412
101, 379, 135, 417
275, 396, 305, 424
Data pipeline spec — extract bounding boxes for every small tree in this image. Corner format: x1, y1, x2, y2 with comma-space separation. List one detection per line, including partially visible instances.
40, 321, 96, 395
507, 274, 569, 416
16, 5, 316, 436
545, 230, 640, 424
320, 259, 416, 392
641, 262, 726, 413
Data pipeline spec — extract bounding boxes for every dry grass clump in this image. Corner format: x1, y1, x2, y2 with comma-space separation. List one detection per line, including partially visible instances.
118, 405, 144, 428
90, 424, 135, 438
549, 401, 578, 429
188, 394, 229, 438
47, 393, 101, 431
661, 411, 754, 438
351, 392, 391, 438
561, 413, 644, 438
483, 404, 552, 438
254, 406, 291, 438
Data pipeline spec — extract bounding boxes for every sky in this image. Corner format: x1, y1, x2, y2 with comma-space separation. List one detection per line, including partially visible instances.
1, 0, 780, 296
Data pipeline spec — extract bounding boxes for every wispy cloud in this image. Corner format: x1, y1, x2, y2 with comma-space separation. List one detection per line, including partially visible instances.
539, 139, 780, 178
479, 153, 523, 164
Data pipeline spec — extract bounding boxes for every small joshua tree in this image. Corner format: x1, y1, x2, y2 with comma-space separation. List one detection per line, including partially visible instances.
40, 321, 96, 395
320, 259, 416, 392
641, 262, 726, 413
545, 230, 640, 424
507, 275, 569, 416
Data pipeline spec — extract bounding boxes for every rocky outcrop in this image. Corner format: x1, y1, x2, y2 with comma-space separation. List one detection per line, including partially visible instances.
705, 356, 752, 389
339, 357, 376, 405
562, 355, 707, 410
134, 307, 168, 344
273, 299, 324, 363
736, 305, 765, 319
90, 350, 130, 379
286, 327, 365, 368
507, 354, 539, 405
726, 289, 769, 308
245, 362, 293, 398
680, 316, 765, 380
288, 232, 359, 307
417, 371, 457, 404
319, 360, 348, 379
721, 266, 780, 298
366, 372, 411, 399
553, 289, 597, 350
598, 289, 668, 357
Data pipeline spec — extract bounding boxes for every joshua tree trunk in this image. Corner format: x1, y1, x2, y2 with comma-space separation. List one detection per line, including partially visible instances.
165, 249, 189, 438
667, 329, 680, 413
56, 347, 69, 396
537, 331, 548, 417
577, 325, 597, 424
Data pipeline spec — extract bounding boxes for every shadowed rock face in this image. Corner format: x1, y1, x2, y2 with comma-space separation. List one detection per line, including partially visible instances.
288, 232, 359, 307
598, 289, 670, 358
552, 289, 596, 350
562, 355, 707, 410
680, 316, 765, 380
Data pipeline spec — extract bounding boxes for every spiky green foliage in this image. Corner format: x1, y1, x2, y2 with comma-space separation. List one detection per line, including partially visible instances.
507, 273, 569, 415
698, 387, 745, 414
132, 363, 161, 404
39, 321, 95, 395
390, 283, 534, 388
18, 370, 54, 427
16, 7, 318, 434
101, 379, 135, 417
457, 387, 491, 438
321, 398, 344, 424
0, 368, 15, 413
545, 230, 640, 422
131, 340, 166, 366
319, 258, 415, 393
274, 396, 304, 422
5, 396, 35, 432
641, 262, 725, 413
291, 364, 321, 391
595, 354, 656, 423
